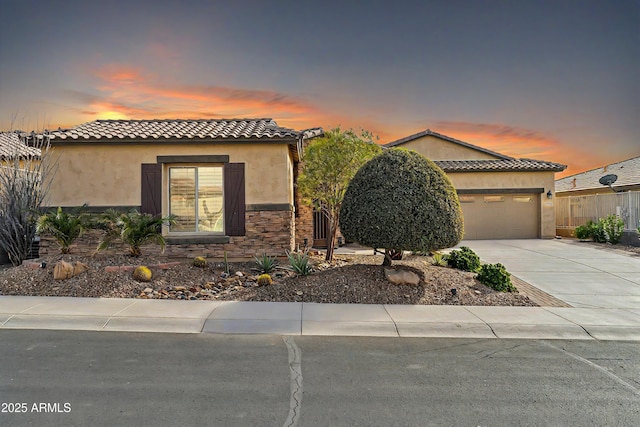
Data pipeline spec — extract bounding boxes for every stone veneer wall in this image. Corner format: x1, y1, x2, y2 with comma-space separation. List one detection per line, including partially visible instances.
295, 203, 315, 250
38, 209, 295, 259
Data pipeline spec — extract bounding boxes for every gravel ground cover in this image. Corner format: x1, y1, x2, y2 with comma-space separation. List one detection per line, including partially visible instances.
0, 252, 536, 306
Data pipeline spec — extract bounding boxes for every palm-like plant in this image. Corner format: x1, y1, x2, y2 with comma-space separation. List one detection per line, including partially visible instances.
36, 206, 88, 254
97, 211, 175, 257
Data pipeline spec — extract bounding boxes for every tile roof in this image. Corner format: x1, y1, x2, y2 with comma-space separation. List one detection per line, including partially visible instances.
555, 155, 640, 193
435, 159, 567, 173
384, 129, 513, 160
44, 119, 316, 142
0, 132, 41, 159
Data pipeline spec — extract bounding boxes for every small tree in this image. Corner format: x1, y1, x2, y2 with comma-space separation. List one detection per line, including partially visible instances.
298, 127, 382, 261
36, 206, 89, 254
339, 148, 464, 266
0, 131, 58, 265
97, 210, 175, 257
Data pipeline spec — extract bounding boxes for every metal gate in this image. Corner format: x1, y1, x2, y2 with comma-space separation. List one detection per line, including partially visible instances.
312, 209, 328, 248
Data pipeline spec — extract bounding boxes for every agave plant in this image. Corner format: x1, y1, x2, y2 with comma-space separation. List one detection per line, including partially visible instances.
254, 253, 278, 273
36, 206, 88, 254
97, 210, 175, 257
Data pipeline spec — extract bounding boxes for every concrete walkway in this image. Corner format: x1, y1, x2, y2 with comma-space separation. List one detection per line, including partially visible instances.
1, 239, 639, 340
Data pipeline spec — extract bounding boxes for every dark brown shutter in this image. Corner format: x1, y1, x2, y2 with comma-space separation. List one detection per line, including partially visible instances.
141, 163, 162, 215
224, 163, 245, 236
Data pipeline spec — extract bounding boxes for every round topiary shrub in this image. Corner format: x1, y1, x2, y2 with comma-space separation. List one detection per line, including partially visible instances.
133, 265, 152, 282
339, 148, 464, 265
477, 263, 516, 292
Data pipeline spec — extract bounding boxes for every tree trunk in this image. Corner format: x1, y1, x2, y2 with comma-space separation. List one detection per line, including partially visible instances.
382, 249, 393, 266
325, 215, 338, 262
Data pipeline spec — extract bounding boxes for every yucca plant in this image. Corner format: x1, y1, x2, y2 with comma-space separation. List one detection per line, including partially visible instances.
286, 249, 313, 276
97, 210, 175, 257
36, 206, 88, 254
254, 253, 278, 273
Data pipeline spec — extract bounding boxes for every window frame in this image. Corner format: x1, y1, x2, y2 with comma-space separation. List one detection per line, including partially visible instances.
167, 163, 225, 236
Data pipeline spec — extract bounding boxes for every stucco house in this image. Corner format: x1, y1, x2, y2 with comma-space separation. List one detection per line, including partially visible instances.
0, 131, 40, 161
555, 155, 640, 196
555, 155, 640, 240
33, 119, 322, 258
384, 130, 566, 239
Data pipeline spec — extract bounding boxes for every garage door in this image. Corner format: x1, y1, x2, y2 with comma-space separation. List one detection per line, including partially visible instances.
458, 194, 540, 239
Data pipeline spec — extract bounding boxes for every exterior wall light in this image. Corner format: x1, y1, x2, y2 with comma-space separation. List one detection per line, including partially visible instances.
546, 190, 553, 199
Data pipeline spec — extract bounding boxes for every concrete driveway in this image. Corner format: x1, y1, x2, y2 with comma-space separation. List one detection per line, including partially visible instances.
461, 239, 640, 310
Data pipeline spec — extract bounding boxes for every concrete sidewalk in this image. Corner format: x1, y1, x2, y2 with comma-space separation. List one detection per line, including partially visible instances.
1, 239, 639, 340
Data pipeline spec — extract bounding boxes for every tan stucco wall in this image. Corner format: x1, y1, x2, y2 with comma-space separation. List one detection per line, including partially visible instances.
397, 135, 500, 160
48, 143, 294, 208
448, 170, 558, 238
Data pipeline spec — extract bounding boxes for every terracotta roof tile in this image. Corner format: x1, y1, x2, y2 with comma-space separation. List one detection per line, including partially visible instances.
0, 132, 41, 159
45, 119, 312, 142
555, 155, 640, 192
435, 159, 566, 172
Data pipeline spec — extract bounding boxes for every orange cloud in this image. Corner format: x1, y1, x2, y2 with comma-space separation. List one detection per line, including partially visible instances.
431, 121, 560, 159
78, 64, 321, 123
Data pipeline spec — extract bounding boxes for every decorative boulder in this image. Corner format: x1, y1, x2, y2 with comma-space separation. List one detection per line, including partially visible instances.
53, 261, 74, 280
53, 260, 89, 280
384, 268, 420, 285
73, 261, 89, 276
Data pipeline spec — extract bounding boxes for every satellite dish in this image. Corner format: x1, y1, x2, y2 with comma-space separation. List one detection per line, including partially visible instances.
599, 174, 619, 192
599, 174, 618, 186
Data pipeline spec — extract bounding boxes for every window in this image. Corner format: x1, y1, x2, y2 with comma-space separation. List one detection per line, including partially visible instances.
169, 166, 224, 233
484, 196, 505, 203
513, 196, 532, 203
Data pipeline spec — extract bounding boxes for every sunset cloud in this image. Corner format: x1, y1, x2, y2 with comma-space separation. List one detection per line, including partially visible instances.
423, 120, 606, 177
76, 64, 321, 123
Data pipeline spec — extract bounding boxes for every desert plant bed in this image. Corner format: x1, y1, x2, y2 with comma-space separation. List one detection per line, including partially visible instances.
0, 253, 537, 306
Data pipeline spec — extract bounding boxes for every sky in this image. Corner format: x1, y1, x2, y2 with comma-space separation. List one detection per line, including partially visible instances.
0, 0, 638, 177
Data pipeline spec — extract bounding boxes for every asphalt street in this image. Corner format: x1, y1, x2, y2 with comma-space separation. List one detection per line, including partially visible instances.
1, 330, 639, 426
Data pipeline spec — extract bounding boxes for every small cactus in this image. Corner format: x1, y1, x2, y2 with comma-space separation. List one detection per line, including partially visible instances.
193, 256, 207, 268
257, 273, 273, 286
133, 265, 152, 282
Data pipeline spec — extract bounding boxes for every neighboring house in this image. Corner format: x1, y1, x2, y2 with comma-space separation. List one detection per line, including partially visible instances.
555, 156, 640, 238
384, 129, 566, 239
555, 155, 640, 196
33, 119, 322, 258
0, 131, 40, 162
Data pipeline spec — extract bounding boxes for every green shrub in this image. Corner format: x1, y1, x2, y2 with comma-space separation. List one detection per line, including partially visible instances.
477, 263, 516, 292
36, 206, 89, 254
254, 253, 278, 273
287, 249, 313, 276
97, 210, 176, 257
574, 224, 591, 240
588, 220, 607, 243
601, 214, 624, 244
339, 148, 463, 266
445, 246, 481, 272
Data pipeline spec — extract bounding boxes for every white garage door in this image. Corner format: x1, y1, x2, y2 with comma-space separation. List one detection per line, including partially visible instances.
459, 194, 540, 239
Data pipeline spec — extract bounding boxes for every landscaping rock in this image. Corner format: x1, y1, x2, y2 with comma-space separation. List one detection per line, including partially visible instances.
384, 268, 420, 285
53, 261, 75, 280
